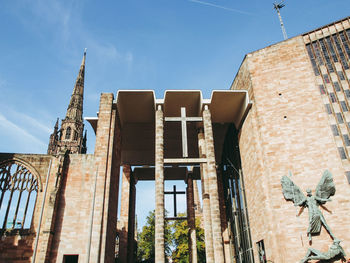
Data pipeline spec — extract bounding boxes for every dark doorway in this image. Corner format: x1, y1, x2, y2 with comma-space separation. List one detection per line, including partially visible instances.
63, 255, 79, 263
220, 124, 254, 263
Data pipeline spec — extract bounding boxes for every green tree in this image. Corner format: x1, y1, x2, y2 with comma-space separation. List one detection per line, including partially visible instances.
137, 210, 172, 263
171, 214, 206, 263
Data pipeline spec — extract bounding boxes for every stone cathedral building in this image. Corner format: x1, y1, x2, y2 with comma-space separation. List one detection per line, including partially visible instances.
1, 16, 350, 263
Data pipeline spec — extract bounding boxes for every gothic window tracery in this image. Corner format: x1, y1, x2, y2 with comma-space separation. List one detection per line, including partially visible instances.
0, 161, 39, 232
65, 127, 72, 140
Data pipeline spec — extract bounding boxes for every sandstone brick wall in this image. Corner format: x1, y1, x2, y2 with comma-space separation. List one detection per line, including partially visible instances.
48, 154, 97, 263
232, 36, 350, 262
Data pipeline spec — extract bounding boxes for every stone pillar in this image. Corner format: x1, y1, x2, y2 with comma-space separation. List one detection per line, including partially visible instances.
203, 106, 225, 263
91, 93, 121, 263
198, 130, 215, 263
193, 180, 202, 217
127, 174, 137, 263
118, 165, 131, 263
187, 176, 198, 263
155, 105, 165, 263
217, 170, 231, 262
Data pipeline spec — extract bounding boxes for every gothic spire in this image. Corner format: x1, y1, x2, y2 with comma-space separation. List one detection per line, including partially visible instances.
49, 49, 87, 155
65, 49, 86, 121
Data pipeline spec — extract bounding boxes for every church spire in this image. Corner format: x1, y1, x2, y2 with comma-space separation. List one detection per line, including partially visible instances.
48, 49, 87, 155
66, 49, 86, 121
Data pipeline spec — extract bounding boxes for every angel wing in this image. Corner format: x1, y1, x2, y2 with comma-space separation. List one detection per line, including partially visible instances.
281, 173, 306, 206
315, 170, 335, 204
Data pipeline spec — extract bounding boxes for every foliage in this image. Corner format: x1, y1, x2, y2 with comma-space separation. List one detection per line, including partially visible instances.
136, 210, 172, 263
170, 214, 206, 263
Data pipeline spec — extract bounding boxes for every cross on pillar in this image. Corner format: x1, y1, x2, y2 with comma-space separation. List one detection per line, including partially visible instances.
164, 185, 186, 219
165, 107, 202, 157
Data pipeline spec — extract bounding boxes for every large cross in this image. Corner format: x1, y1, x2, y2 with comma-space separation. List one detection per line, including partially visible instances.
165, 107, 202, 157
164, 185, 186, 218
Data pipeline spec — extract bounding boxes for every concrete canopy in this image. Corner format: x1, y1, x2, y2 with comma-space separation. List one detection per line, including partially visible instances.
86, 90, 251, 167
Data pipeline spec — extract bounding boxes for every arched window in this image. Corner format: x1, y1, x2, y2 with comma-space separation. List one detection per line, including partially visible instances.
65, 127, 71, 140
74, 131, 78, 140
0, 161, 39, 231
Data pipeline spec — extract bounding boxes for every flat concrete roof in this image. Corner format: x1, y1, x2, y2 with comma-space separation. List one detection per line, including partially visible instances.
86, 90, 251, 166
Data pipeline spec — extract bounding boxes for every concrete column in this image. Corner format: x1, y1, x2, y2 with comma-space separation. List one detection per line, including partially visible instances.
198, 130, 215, 263
155, 105, 165, 263
187, 176, 198, 263
118, 165, 131, 263
203, 106, 225, 263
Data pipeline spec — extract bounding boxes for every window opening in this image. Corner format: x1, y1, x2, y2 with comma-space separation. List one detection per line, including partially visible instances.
332, 34, 349, 69
312, 41, 324, 66
220, 124, 254, 263
320, 39, 334, 72
323, 74, 330, 84
329, 92, 336, 103
333, 82, 341, 92
326, 36, 338, 62
63, 255, 79, 263
65, 127, 71, 140
306, 44, 319, 75
345, 171, 350, 184
338, 147, 347, 160
319, 84, 326, 94
340, 101, 348, 112
0, 161, 38, 233
344, 135, 350, 146
339, 32, 350, 58
257, 240, 267, 263
345, 90, 350, 99
331, 125, 339, 136
336, 113, 344, 123
338, 71, 345, 81
325, 104, 332, 114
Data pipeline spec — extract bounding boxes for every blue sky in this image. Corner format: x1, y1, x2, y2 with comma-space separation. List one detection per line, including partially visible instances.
0, 0, 349, 228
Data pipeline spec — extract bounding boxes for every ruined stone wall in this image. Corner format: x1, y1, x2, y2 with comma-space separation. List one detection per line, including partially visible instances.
49, 154, 96, 263
232, 36, 350, 262
0, 153, 54, 263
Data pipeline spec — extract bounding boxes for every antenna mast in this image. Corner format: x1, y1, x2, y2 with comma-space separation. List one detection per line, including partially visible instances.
273, 1, 288, 40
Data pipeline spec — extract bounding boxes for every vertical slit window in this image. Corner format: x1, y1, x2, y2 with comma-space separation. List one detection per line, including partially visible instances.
331, 124, 339, 136
319, 84, 326, 94
345, 90, 350, 98
338, 147, 347, 159
339, 32, 350, 58
344, 135, 350, 146
336, 112, 344, 123
306, 44, 319, 75
346, 171, 350, 184
65, 127, 71, 140
333, 82, 341, 92
329, 92, 337, 102
332, 34, 349, 69
324, 74, 330, 83
312, 41, 324, 66
338, 71, 345, 81
325, 104, 332, 114
0, 161, 38, 232
326, 36, 338, 62
320, 39, 334, 72
341, 101, 348, 112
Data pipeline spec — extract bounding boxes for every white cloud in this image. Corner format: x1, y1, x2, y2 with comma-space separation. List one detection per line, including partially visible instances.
0, 113, 46, 149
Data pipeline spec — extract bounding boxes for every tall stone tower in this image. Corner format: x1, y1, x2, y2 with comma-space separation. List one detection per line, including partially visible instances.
47, 50, 87, 155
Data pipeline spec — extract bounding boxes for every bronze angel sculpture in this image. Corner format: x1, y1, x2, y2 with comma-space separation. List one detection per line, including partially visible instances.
281, 170, 335, 242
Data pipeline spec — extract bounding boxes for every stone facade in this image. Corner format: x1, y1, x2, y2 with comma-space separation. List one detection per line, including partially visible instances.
1, 16, 350, 263
231, 20, 350, 262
